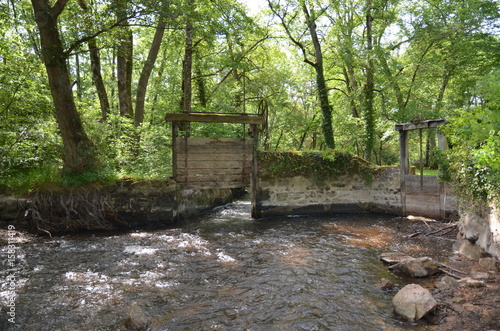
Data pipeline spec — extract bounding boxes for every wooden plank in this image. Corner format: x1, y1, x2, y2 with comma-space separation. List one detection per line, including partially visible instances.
173, 136, 255, 189
395, 119, 447, 131
176, 138, 254, 147
176, 167, 250, 176
165, 113, 265, 125
177, 175, 250, 183
177, 146, 253, 156
176, 153, 250, 162
176, 160, 248, 169
182, 182, 250, 189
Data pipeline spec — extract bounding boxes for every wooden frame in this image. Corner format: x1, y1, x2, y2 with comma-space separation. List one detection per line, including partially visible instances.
166, 112, 264, 190
395, 119, 448, 218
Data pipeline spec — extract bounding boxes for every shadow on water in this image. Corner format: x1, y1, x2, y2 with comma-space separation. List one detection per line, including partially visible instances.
1, 198, 444, 330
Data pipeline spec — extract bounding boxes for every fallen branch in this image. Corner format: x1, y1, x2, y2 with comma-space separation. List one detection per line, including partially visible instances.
439, 263, 468, 275
404, 232, 423, 239
439, 268, 464, 279
425, 224, 457, 237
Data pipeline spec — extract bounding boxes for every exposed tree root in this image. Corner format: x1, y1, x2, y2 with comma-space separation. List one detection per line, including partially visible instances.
28, 186, 124, 234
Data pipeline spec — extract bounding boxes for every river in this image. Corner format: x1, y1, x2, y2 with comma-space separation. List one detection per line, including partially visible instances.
1, 199, 447, 330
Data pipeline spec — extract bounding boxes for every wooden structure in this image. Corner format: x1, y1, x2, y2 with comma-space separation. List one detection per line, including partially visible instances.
395, 119, 456, 219
165, 112, 265, 189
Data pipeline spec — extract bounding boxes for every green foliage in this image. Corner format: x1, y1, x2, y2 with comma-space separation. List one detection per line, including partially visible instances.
1, 0, 499, 193
439, 71, 500, 204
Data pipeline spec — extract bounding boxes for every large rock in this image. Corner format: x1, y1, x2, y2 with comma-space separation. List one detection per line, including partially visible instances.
390, 257, 441, 277
125, 302, 151, 331
393, 284, 437, 321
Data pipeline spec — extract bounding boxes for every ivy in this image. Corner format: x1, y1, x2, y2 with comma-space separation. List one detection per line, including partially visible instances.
258, 149, 377, 186
438, 71, 500, 207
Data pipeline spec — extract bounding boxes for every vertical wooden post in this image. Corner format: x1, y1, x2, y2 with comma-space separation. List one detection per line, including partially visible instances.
172, 122, 179, 221
399, 130, 408, 217
438, 129, 447, 219
251, 125, 261, 218
172, 122, 179, 181
419, 128, 423, 187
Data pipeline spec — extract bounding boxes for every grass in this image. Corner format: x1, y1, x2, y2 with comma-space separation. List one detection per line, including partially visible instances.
415, 169, 439, 176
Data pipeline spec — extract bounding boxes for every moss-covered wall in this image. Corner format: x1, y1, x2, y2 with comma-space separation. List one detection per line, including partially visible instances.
254, 151, 402, 218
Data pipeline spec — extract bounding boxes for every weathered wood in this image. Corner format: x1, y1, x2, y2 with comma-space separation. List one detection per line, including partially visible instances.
174, 136, 255, 189
177, 174, 250, 183
180, 182, 250, 189
177, 153, 250, 162
177, 146, 252, 156
176, 160, 249, 169
165, 112, 265, 125
176, 167, 250, 176
395, 119, 447, 131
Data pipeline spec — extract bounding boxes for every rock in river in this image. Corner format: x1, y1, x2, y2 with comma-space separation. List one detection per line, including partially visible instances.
392, 284, 437, 321
389, 256, 441, 278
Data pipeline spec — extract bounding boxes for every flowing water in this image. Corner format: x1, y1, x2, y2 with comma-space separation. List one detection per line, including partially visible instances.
1, 199, 445, 330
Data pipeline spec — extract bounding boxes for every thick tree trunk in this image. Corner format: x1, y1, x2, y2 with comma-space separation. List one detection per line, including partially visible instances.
135, 14, 167, 126
31, 0, 97, 175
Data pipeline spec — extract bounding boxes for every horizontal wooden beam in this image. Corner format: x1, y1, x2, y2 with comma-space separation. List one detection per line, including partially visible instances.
395, 119, 447, 131
165, 112, 265, 125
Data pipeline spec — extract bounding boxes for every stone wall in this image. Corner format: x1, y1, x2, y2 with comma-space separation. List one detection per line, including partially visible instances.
0, 180, 234, 233
254, 166, 402, 218
457, 202, 500, 260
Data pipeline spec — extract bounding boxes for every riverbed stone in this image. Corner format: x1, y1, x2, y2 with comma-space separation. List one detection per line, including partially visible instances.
390, 257, 441, 277
392, 284, 437, 321
456, 235, 484, 261
375, 278, 395, 291
479, 257, 499, 272
125, 302, 151, 331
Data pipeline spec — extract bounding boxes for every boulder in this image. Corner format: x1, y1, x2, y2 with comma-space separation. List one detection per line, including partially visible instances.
390, 257, 441, 277
455, 235, 485, 261
393, 284, 437, 321
125, 302, 151, 331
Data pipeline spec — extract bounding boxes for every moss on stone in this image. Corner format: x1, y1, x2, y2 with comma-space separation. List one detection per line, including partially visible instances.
258, 150, 378, 185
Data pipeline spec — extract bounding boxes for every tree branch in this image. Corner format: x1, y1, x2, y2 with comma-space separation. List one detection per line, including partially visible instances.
267, 0, 315, 66
51, 0, 70, 18
64, 14, 139, 57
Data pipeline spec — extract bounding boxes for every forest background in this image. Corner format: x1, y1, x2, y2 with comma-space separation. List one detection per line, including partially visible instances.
1, 0, 499, 205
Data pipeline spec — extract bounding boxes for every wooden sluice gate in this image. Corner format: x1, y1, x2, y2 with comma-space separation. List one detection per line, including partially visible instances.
165, 112, 266, 190
396, 119, 457, 220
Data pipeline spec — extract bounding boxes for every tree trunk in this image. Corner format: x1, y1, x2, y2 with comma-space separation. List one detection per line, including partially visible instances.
88, 38, 110, 121
31, 0, 96, 174
181, 1, 194, 113
303, 4, 335, 149
364, 3, 375, 161
116, 2, 133, 117
135, 10, 167, 126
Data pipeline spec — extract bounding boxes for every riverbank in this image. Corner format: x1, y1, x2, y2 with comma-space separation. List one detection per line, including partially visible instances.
391, 217, 500, 330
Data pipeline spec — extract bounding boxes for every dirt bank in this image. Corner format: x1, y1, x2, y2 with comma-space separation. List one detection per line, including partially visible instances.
393, 217, 500, 330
